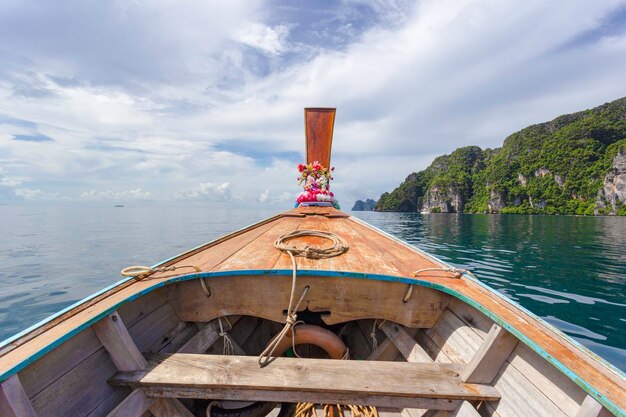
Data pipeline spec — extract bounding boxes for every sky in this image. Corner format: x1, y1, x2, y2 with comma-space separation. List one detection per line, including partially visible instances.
1, 0, 626, 207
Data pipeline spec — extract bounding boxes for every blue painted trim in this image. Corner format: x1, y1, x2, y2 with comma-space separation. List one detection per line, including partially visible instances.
349, 216, 625, 416
0, 269, 623, 415
350, 216, 626, 378
0, 214, 282, 350
0, 276, 133, 350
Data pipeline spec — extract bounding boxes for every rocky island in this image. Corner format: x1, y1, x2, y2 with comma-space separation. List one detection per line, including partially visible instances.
376, 97, 626, 215
352, 199, 377, 211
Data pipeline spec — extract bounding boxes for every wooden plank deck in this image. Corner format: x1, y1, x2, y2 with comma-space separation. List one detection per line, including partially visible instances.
109, 353, 499, 410
0, 206, 624, 415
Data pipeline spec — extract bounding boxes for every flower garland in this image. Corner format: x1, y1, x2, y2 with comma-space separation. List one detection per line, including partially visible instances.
295, 161, 340, 209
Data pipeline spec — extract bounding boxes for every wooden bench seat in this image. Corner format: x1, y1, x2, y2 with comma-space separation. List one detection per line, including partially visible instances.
109, 354, 500, 411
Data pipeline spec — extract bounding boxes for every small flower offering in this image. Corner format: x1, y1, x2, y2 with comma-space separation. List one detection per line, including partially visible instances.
295, 161, 340, 209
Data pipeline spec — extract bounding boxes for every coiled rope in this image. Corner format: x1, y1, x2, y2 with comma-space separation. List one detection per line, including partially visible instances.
257, 230, 349, 367
120, 264, 201, 277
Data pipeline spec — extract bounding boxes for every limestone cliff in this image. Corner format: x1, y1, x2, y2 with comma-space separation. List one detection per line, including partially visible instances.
376, 97, 626, 215
596, 146, 626, 215
351, 199, 377, 211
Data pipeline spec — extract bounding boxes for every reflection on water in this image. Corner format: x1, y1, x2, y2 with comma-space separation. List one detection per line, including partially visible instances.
0, 205, 624, 372
0, 204, 276, 341
352, 212, 626, 371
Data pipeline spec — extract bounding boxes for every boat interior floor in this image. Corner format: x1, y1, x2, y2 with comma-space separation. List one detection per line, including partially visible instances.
103, 312, 498, 417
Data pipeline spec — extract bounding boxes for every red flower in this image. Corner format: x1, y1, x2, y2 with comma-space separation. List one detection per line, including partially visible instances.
297, 163, 305, 172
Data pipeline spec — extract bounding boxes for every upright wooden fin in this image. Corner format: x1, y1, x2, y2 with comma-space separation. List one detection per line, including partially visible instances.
305, 108, 336, 168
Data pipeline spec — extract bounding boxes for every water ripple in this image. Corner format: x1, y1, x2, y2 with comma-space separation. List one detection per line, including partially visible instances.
353, 212, 626, 372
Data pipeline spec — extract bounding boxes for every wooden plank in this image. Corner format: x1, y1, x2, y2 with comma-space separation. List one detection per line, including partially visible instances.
305, 107, 335, 168
144, 387, 461, 412
489, 359, 568, 417
18, 327, 102, 398
87, 387, 133, 417
239, 318, 275, 356
3, 209, 624, 414
211, 316, 260, 355
166, 275, 449, 328
380, 321, 432, 363
31, 348, 118, 417
92, 312, 193, 417
178, 316, 242, 354
154, 214, 284, 274
111, 353, 498, 405
367, 338, 401, 361
449, 401, 480, 417
214, 217, 303, 271
448, 303, 587, 417
343, 322, 372, 360
158, 322, 199, 354
149, 398, 196, 417
92, 312, 147, 370
128, 303, 182, 353
575, 395, 612, 417
105, 389, 153, 417
0, 374, 38, 417
460, 324, 518, 384
382, 322, 435, 417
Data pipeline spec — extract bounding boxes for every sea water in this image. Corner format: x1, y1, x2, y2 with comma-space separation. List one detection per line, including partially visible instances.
0, 204, 624, 371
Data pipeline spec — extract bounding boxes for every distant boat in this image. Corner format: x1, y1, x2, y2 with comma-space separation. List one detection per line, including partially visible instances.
114, 204, 124, 208
0, 108, 624, 417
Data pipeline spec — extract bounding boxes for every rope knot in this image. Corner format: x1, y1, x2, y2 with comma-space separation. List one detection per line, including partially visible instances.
258, 230, 348, 367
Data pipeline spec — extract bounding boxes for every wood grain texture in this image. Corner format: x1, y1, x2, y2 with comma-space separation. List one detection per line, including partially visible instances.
460, 324, 518, 384
304, 108, 335, 168
91, 311, 193, 417
105, 389, 153, 417
2, 206, 624, 414
449, 401, 480, 417
380, 321, 432, 363
92, 312, 147, 370
110, 353, 498, 405
165, 275, 450, 327
575, 395, 612, 417
177, 316, 241, 354
0, 374, 38, 417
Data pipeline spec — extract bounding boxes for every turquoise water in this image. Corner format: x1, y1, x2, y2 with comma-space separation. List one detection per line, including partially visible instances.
0, 205, 624, 372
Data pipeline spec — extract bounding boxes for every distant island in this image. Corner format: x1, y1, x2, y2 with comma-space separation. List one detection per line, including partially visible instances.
352, 199, 377, 211
376, 97, 626, 215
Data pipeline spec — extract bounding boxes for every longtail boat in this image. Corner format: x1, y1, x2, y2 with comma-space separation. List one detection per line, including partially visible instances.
0, 108, 624, 417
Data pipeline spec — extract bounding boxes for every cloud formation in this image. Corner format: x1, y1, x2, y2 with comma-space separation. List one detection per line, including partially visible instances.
1, 0, 625, 205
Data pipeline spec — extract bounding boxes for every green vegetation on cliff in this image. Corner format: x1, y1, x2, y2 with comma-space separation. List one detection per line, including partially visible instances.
376, 97, 626, 215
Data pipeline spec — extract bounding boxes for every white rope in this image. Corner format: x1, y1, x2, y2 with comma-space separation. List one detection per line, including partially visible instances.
218, 317, 235, 355
258, 230, 348, 367
370, 319, 378, 351
412, 266, 468, 278
120, 264, 201, 277
404, 266, 473, 302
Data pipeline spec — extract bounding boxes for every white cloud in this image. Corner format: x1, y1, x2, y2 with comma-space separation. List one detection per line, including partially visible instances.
1, 1, 625, 205
0, 175, 21, 188
235, 23, 291, 56
258, 189, 270, 202
14, 187, 67, 200
175, 182, 232, 201
80, 188, 155, 201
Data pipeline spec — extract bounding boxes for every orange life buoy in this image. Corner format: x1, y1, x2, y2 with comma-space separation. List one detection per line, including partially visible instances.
272, 324, 347, 359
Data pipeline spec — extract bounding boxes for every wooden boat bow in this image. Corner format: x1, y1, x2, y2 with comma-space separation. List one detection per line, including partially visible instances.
0, 108, 624, 417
